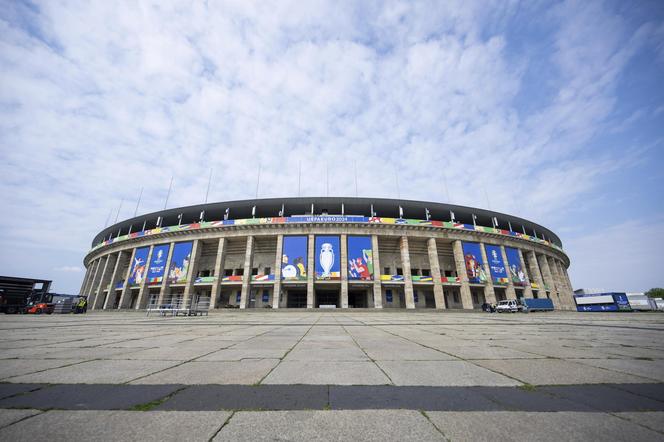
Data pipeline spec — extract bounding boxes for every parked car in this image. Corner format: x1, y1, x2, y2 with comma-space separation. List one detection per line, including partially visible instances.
496, 300, 518, 313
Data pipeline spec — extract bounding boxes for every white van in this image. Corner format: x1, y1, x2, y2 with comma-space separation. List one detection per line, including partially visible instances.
496, 300, 518, 313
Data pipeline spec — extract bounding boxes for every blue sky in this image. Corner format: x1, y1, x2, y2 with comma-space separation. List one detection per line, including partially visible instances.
0, 0, 662, 294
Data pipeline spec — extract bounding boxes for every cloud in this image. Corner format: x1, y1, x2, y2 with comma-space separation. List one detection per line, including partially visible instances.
53, 266, 83, 273
0, 0, 662, 293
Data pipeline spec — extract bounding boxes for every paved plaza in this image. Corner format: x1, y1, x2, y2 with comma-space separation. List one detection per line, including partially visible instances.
0, 311, 663, 441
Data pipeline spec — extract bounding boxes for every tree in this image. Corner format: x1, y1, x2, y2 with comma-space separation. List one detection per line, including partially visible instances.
645, 288, 664, 298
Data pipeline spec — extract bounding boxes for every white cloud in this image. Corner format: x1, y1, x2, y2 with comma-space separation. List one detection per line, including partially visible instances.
54, 266, 83, 273
0, 0, 661, 292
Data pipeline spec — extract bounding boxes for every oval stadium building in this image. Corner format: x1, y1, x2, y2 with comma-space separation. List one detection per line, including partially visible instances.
80, 197, 575, 311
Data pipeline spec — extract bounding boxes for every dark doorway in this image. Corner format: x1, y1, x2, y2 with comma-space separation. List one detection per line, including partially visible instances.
348, 290, 368, 308
316, 290, 339, 308
424, 291, 435, 308
494, 288, 507, 302
287, 289, 307, 308
129, 291, 138, 309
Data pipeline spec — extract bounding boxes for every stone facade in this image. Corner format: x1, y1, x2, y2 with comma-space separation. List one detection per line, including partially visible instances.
82, 218, 574, 311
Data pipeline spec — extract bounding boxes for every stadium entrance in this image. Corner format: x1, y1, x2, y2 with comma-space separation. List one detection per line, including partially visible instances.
315, 289, 339, 308
348, 289, 369, 308
286, 289, 307, 308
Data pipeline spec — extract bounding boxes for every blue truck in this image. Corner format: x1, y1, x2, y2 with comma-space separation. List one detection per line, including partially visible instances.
518, 298, 554, 312
574, 293, 632, 312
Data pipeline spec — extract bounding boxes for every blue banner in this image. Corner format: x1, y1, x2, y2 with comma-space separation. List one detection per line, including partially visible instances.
485, 245, 508, 283
347, 236, 373, 280
147, 244, 170, 283
281, 236, 307, 280
128, 247, 150, 286
505, 247, 527, 286
461, 242, 487, 283
168, 242, 193, 284
315, 235, 341, 279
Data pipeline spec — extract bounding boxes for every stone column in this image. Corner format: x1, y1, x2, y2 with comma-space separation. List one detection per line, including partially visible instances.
452, 240, 474, 309
239, 236, 254, 309
546, 256, 565, 309
340, 234, 349, 309
537, 253, 556, 300
400, 236, 415, 309
104, 251, 124, 310
136, 245, 155, 309
83, 259, 101, 297
210, 238, 227, 310
118, 248, 137, 309
517, 249, 534, 298
427, 238, 446, 309
479, 243, 497, 304
556, 260, 575, 309
500, 245, 517, 300
157, 242, 176, 306
183, 239, 203, 309
307, 234, 315, 309
272, 235, 283, 309
526, 250, 544, 295
86, 259, 102, 301
79, 265, 93, 296
93, 255, 114, 310
371, 235, 383, 309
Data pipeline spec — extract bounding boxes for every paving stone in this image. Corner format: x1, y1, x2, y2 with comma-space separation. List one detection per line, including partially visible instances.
0, 383, 44, 400
214, 410, 445, 441
0, 409, 41, 429
0, 410, 230, 442
570, 358, 664, 382
425, 411, 662, 442
377, 360, 521, 386
197, 348, 289, 361
615, 412, 664, 433
156, 385, 328, 410
0, 384, 182, 410
130, 359, 280, 385
0, 359, 86, 380
329, 386, 500, 411
611, 383, 664, 403
539, 385, 664, 412
262, 361, 391, 385
6, 359, 180, 384
473, 358, 657, 385
284, 346, 369, 361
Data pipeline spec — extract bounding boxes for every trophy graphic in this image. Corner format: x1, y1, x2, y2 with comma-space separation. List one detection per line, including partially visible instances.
319, 243, 334, 278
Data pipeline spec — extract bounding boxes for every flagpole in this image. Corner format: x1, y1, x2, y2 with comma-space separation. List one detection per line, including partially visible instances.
164, 176, 173, 210
133, 187, 143, 217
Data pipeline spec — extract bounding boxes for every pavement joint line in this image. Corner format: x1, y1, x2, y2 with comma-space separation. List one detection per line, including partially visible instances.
0, 359, 99, 383
608, 383, 664, 404
340, 323, 395, 385
255, 314, 322, 385
373, 324, 529, 385
208, 410, 235, 442
127, 385, 188, 411
608, 410, 664, 436
420, 410, 451, 441
0, 409, 47, 431
563, 357, 662, 384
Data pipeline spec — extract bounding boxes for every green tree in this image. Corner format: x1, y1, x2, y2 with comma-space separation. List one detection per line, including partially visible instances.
645, 288, 664, 298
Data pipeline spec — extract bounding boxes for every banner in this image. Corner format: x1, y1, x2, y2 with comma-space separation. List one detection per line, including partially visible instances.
281, 236, 307, 280
146, 244, 170, 284
315, 235, 340, 279
505, 247, 527, 286
485, 245, 508, 284
347, 236, 373, 280
168, 241, 193, 284
461, 242, 487, 283
128, 247, 149, 286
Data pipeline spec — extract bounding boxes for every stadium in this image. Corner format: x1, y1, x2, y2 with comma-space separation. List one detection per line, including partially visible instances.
80, 197, 574, 311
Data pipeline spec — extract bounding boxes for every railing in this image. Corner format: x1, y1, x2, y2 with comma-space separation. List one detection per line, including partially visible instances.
146, 295, 210, 317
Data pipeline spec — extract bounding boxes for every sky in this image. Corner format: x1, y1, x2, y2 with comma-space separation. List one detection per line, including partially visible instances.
1, 0, 663, 294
